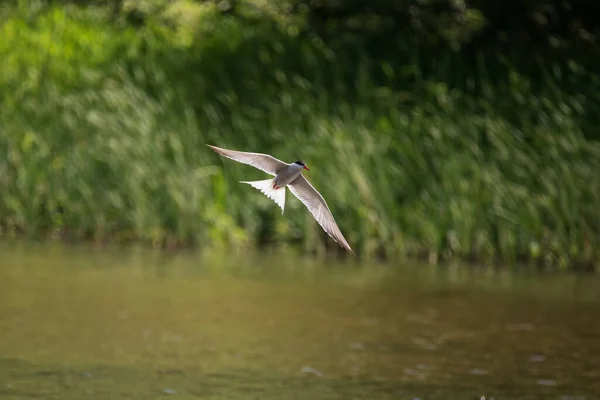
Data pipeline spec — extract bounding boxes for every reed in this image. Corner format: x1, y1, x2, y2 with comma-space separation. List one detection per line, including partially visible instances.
1, 4, 599, 269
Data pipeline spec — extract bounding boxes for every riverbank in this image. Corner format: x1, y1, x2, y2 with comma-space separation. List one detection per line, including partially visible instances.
1, 3, 599, 270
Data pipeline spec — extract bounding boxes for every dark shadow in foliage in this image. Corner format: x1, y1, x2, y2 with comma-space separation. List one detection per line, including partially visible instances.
287, 0, 600, 139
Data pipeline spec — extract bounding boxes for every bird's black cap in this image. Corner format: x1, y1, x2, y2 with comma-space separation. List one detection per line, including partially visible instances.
294, 161, 305, 166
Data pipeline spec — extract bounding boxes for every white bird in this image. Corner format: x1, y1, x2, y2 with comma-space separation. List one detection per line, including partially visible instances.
207, 144, 354, 254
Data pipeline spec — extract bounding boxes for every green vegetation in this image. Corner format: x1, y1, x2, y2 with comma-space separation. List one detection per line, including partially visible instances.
1, 1, 599, 270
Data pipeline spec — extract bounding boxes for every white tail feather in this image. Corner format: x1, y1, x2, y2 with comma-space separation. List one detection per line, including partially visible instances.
240, 179, 286, 214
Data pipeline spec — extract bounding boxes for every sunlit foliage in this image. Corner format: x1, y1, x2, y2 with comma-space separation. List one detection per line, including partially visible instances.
1, 1, 599, 269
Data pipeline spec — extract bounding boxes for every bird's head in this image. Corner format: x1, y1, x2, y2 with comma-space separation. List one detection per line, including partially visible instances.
294, 160, 310, 171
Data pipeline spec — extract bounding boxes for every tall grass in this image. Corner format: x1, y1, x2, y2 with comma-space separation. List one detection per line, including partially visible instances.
1, 3, 599, 270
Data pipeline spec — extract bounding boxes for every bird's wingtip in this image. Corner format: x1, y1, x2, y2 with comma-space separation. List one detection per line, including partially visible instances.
206, 144, 221, 153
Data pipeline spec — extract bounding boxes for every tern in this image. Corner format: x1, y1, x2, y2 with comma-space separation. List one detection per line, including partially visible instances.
207, 144, 354, 254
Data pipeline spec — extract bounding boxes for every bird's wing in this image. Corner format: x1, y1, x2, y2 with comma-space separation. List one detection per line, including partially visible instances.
207, 145, 287, 176
288, 175, 354, 254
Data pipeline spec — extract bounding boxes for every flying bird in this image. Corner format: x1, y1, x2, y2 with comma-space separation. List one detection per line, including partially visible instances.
207, 144, 354, 254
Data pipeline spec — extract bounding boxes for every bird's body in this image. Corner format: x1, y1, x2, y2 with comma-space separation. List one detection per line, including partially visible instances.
270, 161, 305, 189
207, 144, 354, 254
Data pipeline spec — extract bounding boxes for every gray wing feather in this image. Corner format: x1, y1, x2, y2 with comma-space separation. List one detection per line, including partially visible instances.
207, 145, 287, 176
288, 175, 354, 254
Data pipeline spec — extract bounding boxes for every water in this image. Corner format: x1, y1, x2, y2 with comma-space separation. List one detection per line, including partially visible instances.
1, 242, 599, 399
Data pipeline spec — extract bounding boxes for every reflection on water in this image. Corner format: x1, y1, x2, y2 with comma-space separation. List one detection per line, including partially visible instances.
1, 242, 599, 399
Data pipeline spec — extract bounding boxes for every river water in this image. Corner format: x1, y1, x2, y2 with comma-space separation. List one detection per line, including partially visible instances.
1, 242, 599, 399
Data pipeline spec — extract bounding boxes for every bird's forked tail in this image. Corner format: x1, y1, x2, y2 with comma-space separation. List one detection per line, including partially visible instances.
240, 179, 286, 214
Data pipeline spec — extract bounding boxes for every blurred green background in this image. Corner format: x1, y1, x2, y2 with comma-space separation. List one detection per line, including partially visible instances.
1, 0, 600, 270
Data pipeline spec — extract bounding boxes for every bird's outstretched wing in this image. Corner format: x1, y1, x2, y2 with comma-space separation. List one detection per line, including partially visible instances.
288, 175, 354, 254
207, 145, 287, 176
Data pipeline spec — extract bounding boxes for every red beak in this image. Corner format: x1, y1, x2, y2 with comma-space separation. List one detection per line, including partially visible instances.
303, 165, 310, 171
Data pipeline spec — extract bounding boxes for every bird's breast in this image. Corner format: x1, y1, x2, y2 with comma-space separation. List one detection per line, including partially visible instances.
274, 166, 303, 187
